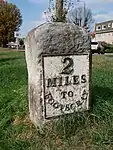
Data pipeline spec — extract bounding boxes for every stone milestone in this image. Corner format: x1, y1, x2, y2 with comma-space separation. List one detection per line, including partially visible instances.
25, 23, 92, 128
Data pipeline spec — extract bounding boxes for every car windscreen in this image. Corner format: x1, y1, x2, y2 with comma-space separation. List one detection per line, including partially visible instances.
91, 42, 98, 45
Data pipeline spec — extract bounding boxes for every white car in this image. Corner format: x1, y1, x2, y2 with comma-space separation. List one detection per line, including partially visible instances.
91, 41, 104, 54
7, 42, 19, 49
91, 42, 98, 50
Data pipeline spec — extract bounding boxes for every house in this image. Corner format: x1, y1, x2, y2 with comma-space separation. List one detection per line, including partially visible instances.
94, 20, 113, 44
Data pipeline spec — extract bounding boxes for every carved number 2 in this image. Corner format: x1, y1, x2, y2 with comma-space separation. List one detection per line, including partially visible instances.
61, 57, 74, 74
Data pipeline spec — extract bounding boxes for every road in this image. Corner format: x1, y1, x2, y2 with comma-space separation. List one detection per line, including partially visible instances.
93, 53, 113, 56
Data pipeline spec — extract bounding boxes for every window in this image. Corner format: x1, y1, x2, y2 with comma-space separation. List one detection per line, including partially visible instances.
102, 25, 106, 30
96, 25, 101, 31
91, 42, 98, 45
104, 25, 106, 29
108, 23, 112, 28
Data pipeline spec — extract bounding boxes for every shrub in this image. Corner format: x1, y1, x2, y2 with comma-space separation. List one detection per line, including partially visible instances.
101, 41, 113, 53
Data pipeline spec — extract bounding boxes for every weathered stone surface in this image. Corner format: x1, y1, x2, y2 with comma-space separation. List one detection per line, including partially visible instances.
43, 54, 90, 119
25, 23, 91, 128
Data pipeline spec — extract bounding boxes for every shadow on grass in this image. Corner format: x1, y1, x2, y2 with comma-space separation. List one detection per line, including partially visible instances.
105, 55, 113, 58
92, 86, 113, 118
0, 56, 23, 63
93, 86, 113, 104
40, 85, 113, 140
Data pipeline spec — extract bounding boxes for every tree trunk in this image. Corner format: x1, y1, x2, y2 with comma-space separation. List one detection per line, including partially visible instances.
2, 40, 8, 48
56, 0, 63, 22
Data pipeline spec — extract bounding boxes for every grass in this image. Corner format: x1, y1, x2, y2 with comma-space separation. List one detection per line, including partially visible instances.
0, 48, 113, 150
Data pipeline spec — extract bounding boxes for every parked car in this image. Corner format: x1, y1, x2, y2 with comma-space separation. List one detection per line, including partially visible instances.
91, 41, 105, 54
7, 42, 19, 49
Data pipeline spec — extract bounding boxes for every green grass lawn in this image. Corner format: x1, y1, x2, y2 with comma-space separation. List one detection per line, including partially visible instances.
0, 48, 113, 150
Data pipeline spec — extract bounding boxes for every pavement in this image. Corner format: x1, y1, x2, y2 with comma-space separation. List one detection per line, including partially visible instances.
105, 53, 113, 55
93, 53, 113, 56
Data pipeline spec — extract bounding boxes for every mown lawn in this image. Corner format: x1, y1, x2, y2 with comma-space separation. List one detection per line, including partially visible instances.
0, 48, 113, 150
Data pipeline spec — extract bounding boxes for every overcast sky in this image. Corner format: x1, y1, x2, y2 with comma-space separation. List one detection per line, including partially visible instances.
7, 0, 113, 37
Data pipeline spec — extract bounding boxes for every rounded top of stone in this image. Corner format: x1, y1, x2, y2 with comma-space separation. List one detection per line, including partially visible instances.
26, 22, 91, 54
27, 22, 88, 37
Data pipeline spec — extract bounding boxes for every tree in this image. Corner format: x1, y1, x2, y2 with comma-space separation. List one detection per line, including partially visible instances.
68, 6, 94, 30
0, 1, 22, 47
48, 0, 67, 22
19, 38, 24, 46
56, 0, 63, 22
48, 0, 94, 31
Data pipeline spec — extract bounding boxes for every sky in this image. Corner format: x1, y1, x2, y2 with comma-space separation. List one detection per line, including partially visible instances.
7, 0, 113, 37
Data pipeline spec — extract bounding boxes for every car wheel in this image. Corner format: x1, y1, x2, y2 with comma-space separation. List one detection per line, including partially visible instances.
101, 51, 105, 54
97, 48, 101, 54
98, 50, 100, 54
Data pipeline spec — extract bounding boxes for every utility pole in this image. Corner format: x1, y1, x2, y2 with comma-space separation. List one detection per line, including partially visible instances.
56, 0, 63, 22
84, 2, 86, 26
